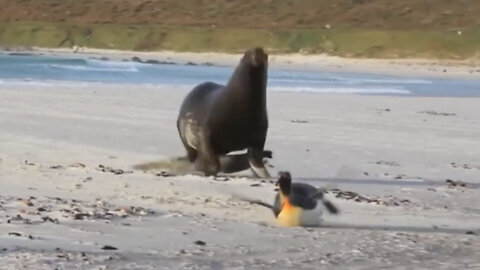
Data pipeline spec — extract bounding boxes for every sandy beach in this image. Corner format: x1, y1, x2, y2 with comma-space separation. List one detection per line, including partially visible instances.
1, 54, 480, 268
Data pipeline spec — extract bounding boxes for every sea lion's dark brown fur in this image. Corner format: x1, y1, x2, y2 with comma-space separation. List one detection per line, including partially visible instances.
177, 47, 271, 177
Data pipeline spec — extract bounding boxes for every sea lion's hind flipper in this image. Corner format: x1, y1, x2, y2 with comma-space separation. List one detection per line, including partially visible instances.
219, 153, 250, 173
220, 149, 273, 174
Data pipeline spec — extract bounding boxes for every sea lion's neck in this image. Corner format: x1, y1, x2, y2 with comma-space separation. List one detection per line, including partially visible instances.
226, 62, 267, 105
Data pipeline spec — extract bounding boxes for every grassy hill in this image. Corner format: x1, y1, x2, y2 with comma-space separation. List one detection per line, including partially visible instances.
1, 0, 479, 58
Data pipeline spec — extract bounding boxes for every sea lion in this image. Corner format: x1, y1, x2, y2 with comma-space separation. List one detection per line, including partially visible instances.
177, 47, 271, 178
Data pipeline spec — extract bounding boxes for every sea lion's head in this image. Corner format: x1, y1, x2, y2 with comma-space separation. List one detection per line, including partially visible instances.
243, 47, 268, 68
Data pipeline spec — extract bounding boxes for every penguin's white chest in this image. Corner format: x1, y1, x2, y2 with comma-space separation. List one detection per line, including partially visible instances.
298, 206, 324, 226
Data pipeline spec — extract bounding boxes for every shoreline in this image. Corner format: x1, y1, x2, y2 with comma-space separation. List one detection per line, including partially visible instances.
5, 46, 480, 80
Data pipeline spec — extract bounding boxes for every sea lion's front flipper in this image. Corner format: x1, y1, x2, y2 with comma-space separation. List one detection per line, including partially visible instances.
248, 148, 271, 178
194, 130, 220, 176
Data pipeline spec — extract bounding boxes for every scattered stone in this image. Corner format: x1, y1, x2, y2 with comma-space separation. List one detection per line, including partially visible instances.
101, 245, 118, 251
446, 179, 467, 188
155, 171, 175, 177
24, 160, 35, 166
49, 165, 64, 169
466, 231, 477, 235
8, 232, 22, 237
450, 162, 478, 170
69, 163, 86, 169
194, 240, 206, 246
19, 198, 34, 207
291, 120, 309, 124
250, 183, 261, 187
8, 52, 35, 56
7, 214, 29, 224
328, 189, 411, 206
144, 59, 161, 64
373, 160, 400, 166
97, 164, 133, 175
131, 56, 143, 62
74, 213, 91, 220
186, 61, 198, 66
418, 111, 456, 116
41, 216, 59, 224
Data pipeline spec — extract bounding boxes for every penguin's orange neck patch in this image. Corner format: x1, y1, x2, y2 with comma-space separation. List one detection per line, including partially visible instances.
282, 197, 294, 209
277, 195, 301, 227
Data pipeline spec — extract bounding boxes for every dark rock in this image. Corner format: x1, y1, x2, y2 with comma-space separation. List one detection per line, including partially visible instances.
8, 52, 36, 56
446, 179, 467, 188
131, 56, 143, 63
194, 240, 206, 246
101, 245, 118, 250
291, 120, 309, 124
419, 111, 456, 117
74, 213, 90, 220
144, 59, 161, 64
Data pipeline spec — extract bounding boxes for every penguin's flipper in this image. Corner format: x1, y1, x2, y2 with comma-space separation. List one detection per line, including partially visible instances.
308, 187, 327, 200
307, 188, 340, 215
322, 199, 340, 214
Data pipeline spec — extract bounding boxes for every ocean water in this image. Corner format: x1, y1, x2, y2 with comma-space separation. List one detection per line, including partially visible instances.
0, 52, 479, 97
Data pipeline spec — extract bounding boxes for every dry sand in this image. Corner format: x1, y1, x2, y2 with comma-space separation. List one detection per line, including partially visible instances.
0, 64, 480, 269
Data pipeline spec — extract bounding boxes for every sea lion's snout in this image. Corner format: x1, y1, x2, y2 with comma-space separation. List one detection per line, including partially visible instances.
247, 47, 268, 67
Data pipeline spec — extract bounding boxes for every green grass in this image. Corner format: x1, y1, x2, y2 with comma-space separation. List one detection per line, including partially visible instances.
1, 21, 479, 59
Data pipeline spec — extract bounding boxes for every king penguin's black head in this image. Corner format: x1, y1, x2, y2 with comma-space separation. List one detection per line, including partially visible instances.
277, 171, 292, 196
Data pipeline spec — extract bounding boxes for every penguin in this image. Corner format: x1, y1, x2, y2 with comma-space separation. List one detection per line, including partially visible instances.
272, 171, 339, 227
242, 171, 339, 227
